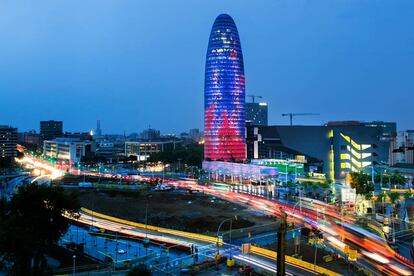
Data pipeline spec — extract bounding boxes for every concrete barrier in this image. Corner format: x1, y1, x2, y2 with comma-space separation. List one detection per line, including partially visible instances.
250, 245, 342, 276
81, 207, 222, 244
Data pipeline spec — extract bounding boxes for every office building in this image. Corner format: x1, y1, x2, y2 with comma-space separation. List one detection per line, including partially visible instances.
63, 132, 93, 141
94, 142, 125, 162
140, 128, 161, 140
125, 140, 180, 161
40, 120, 63, 141
361, 121, 397, 165
204, 14, 246, 162
189, 128, 202, 142
246, 102, 268, 126
18, 130, 40, 147
0, 125, 17, 164
395, 130, 414, 164
247, 121, 394, 181
43, 138, 91, 163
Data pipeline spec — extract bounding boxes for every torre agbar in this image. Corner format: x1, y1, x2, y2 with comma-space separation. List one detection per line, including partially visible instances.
204, 14, 246, 162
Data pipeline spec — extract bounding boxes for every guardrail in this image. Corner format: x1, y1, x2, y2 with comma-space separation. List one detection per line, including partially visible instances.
81, 207, 222, 245
390, 189, 413, 193
366, 222, 414, 266
250, 245, 342, 276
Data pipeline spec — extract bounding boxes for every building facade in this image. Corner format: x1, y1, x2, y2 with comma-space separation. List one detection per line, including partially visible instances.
125, 140, 180, 161
204, 14, 246, 162
40, 120, 63, 141
43, 138, 90, 163
0, 126, 17, 164
247, 121, 394, 181
395, 130, 414, 164
246, 102, 268, 126
189, 128, 202, 142
18, 130, 40, 147
140, 128, 161, 140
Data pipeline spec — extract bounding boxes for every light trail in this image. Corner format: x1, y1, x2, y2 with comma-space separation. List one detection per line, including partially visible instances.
167, 179, 414, 273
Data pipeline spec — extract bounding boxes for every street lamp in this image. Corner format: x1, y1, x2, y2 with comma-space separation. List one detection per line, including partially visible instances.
216, 218, 234, 257
72, 255, 76, 276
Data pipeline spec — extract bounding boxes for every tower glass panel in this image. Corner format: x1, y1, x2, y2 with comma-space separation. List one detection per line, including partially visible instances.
204, 14, 246, 161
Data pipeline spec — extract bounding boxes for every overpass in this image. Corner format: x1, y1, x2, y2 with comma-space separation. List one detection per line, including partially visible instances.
70, 208, 342, 275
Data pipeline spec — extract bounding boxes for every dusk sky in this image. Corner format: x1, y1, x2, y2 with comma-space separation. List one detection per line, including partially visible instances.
0, 1, 413, 134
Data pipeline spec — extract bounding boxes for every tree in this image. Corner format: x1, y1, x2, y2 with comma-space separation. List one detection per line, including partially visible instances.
0, 183, 80, 275
148, 143, 203, 168
376, 192, 386, 203
320, 180, 330, 189
390, 172, 406, 186
389, 192, 400, 204
349, 172, 374, 199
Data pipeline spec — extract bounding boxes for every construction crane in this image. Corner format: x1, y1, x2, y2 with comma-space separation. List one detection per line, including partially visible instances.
282, 113, 320, 126
247, 95, 262, 103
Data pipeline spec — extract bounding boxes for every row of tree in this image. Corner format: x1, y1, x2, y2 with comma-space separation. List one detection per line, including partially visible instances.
147, 143, 203, 167
349, 171, 408, 199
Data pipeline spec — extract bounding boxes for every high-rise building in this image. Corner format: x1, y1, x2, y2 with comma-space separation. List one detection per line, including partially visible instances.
246, 102, 268, 126
0, 125, 17, 165
40, 120, 63, 141
204, 14, 246, 162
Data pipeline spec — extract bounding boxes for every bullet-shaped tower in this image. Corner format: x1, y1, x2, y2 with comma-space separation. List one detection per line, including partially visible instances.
204, 14, 246, 162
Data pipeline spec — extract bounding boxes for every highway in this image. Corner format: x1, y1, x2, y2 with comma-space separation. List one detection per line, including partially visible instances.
167, 179, 414, 275
0, 175, 29, 201
18, 154, 414, 275
68, 211, 206, 249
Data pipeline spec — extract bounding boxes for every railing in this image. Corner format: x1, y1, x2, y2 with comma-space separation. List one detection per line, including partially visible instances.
250, 245, 342, 276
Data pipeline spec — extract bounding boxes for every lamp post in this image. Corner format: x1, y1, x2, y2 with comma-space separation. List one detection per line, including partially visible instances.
216, 218, 233, 257
72, 255, 76, 276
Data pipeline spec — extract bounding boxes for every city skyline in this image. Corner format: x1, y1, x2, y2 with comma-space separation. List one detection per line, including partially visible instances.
1, 1, 413, 134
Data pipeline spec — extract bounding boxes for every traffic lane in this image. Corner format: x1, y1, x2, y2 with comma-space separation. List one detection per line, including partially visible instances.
71, 212, 205, 248
170, 180, 414, 273
233, 254, 319, 276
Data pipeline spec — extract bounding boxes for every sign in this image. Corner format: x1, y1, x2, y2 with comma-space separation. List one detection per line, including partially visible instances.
242, 243, 251, 254
348, 250, 357, 261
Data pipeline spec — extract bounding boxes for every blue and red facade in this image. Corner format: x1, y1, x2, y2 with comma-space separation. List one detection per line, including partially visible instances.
204, 14, 246, 162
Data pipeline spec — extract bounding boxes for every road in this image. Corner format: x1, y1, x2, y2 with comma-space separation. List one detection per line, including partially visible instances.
167, 179, 414, 276
0, 175, 29, 201
18, 155, 414, 275
70, 211, 206, 249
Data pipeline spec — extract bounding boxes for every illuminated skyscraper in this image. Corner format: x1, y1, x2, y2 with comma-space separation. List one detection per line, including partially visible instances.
204, 14, 246, 161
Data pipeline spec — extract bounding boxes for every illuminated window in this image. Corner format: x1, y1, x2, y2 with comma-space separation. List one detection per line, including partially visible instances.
340, 153, 350, 160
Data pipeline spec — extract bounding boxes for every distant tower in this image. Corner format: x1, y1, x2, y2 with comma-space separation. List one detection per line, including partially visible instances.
95, 120, 102, 137
204, 14, 246, 162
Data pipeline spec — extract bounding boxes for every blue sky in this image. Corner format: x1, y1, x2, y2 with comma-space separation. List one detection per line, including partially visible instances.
0, 0, 413, 134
